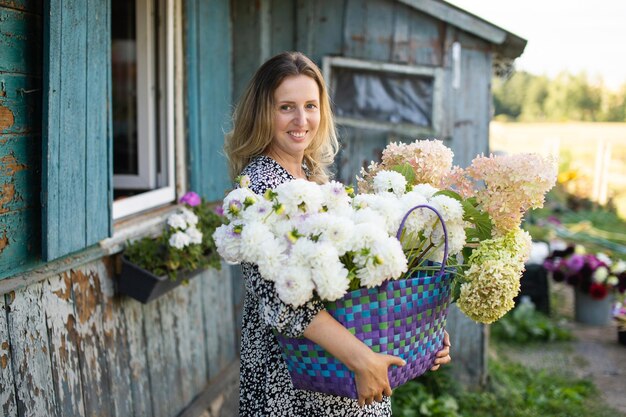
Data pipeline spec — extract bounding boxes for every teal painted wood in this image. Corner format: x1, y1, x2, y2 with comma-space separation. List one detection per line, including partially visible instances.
156, 292, 185, 415
0, 208, 40, 279
405, 5, 443, 66
231, 0, 263, 102
0, 296, 18, 417
335, 126, 388, 188
186, 0, 232, 202
0, 1, 42, 12
217, 267, 235, 368
342, 0, 368, 60
6, 283, 58, 416
270, 0, 295, 54
0, 74, 42, 134
143, 301, 170, 417
0, 135, 39, 213
42, 0, 111, 262
186, 276, 209, 390
0, 7, 42, 74
295, 0, 345, 61
362, 0, 395, 62
202, 270, 221, 378
43, 274, 87, 417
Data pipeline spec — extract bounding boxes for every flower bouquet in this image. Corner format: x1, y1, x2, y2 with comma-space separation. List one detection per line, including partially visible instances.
613, 302, 626, 346
119, 191, 225, 303
213, 140, 556, 397
543, 245, 626, 325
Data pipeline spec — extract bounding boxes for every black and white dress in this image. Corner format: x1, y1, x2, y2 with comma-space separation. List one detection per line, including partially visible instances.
238, 155, 392, 417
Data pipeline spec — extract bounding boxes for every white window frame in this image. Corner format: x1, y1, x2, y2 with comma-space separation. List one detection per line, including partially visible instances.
322, 56, 444, 137
113, 0, 176, 220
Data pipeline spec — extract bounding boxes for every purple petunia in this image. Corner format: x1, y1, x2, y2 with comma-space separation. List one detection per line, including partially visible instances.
180, 191, 201, 207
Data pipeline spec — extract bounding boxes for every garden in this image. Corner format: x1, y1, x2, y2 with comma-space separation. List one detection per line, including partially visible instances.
391, 165, 626, 417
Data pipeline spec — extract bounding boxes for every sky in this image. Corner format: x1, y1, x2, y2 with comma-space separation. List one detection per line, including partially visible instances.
444, 0, 626, 90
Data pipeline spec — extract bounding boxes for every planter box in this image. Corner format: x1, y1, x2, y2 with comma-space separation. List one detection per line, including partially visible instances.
574, 289, 612, 326
619, 330, 626, 346
117, 256, 198, 303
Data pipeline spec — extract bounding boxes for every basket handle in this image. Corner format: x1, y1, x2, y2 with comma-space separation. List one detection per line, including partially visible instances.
396, 204, 449, 279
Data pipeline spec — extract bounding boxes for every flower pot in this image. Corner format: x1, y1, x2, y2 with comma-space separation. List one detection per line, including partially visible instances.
618, 330, 626, 346
117, 256, 198, 303
574, 288, 612, 326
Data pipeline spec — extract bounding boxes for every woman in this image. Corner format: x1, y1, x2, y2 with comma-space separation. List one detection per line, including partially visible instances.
225, 51, 451, 416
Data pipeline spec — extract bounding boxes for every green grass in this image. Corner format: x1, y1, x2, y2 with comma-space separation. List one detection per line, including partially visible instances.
391, 346, 623, 417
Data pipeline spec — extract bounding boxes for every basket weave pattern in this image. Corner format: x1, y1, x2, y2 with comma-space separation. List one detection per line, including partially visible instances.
275, 266, 452, 398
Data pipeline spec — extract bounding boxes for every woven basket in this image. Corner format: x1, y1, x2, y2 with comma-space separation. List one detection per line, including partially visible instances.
275, 204, 453, 398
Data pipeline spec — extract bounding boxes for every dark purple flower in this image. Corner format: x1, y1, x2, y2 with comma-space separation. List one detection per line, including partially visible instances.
585, 254, 605, 271
543, 259, 558, 272
180, 191, 202, 207
546, 216, 562, 225
565, 254, 585, 273
214, 205, 224, 216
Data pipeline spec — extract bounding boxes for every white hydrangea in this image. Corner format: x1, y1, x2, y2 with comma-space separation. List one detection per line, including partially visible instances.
212, 223, 243, 264
373, 170, 408, 197
186, 226, 203, 245
222, 187, 260, 220
275, 265, 315, 307
180, 207, 199, 226
275, 179, 324, 216
169, 231, 191, 250
167, 213, 187, 230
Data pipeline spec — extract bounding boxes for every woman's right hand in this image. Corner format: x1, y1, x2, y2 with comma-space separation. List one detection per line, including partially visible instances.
352, 351, 406, 407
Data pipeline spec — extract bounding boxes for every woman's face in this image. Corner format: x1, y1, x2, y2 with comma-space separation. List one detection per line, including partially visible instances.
269, 74, 321, 160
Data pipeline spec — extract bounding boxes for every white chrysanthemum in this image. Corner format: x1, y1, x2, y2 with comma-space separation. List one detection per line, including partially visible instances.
412, 183, 439, 199
349, 223, 389, 252
373, 170, 408, 197
169, 231, 191, 249
239, 222, 274, 263
352, 193, 402, 235
321, 181, 352, 213
425, 223, 467, 262
186, 226, 203, 245
241, 197, 273, 222
179, 207, 199, 226
310, 256, 350, 301
300, 213, 355, 255
212, 223, 243, 264
167, 213, 187, 230
222, 187, 260, 220
354, 237, 407, 288
398, 191, 431, 238
270, 219, 297, 244
257, 244, 288, 282
428, 194, 464, 224
275, 265, 315, 307
352, 207, 387, 228
275, 179, 324, 216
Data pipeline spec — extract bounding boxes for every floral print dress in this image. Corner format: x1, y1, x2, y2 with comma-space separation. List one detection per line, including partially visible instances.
238, 155, 392, 417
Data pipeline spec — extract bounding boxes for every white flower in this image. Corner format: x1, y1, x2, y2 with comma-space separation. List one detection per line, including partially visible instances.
167, 213, 187, 230
180, 207, 199, 226
355, 237, 407, 288
257, 245, 288, 282
240, 222, 274, 263
398, 191, 430, 238
241, 197, 273, 222
412, 184, 439, 199
607, 275, 619, 286
373, 170, 408, 197
352, 207, 387, 228
612, 260, 626, 275
321, 181, 352, 213
275, 265, 315, 307
222, 187, 260, 220
349, 223, 389, 252
300, 213, 355, 255
352, 193, 402, 235
169, 231, 191, 249
596, 252, 612, 267
428, 194, 464, 224
275, 179, 324, 216
311, 258, 350, 301
186, 226, 203, 245
212, 223, 243, 264
592, 266, 609, 283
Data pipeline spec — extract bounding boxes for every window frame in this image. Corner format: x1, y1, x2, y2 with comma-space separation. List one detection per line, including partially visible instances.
112, 0, 176, 220
322, 56, 444, 137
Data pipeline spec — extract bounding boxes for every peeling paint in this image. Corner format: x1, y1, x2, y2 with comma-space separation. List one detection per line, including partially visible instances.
0, 183, 15, 214
0, 231, 8, 254
0, 153, 27, 176
0, 106, 14, 132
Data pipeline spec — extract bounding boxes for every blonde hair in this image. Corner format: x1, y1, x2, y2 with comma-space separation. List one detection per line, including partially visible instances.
225, 52, 338, 184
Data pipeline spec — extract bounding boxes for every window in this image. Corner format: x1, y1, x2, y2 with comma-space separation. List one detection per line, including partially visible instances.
111, 0, 175, 219
323, 57, 444, 136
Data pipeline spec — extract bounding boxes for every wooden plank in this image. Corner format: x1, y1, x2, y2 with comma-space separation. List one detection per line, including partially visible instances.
0, 1, 42, 13
156, 291, 184, 415
396, 0, 506, 44
444, 305, 487, 385
230, 0, 262, 103
72, 266, 113, 417
217, 267, 235, 368
0, 7, 43, 74
335, 126, 389, 187
391, 2, 410, 63
6, 283, 57, 416
229, 265, 245, 354
363, 0, 394, 62
202, 269, 221, 378
84, 0, 111, 246
0, 208, 40, 282
0, 295, 18, 417
406, 6, 441, 66
143, 297, 169, 417
42, 273, 86, 417
98, 260, 134, 417
0, 134, 40, 213
193, 0, 232, 202
120, 296, 153, 417
270, 0, 295, 54
171, 282, 195, 403
0, 73, 43, 135
186, 276, 208, 391
342, 0, 367, 59
294, 0, 345, 61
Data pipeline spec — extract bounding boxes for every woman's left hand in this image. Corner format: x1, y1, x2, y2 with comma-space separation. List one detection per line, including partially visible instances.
430, 330, 451, 371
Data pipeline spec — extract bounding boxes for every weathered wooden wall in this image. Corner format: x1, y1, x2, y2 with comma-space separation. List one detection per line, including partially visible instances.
0, 0, 43, 278
0, 259, 236, 417
232, 0, 493, 384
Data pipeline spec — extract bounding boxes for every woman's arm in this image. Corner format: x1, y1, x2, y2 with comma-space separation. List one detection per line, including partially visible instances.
303, 310, 406, 407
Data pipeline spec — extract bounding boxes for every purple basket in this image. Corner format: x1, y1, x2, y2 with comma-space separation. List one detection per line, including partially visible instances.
275, 204, 453, 398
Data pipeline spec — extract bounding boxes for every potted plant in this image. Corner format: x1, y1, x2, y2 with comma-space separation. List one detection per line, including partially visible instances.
118, 191, 226, 303
614, 302, 626, 346
544, 246, 626, 325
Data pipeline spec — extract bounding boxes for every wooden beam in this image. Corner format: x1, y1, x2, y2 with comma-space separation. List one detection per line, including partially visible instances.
176, 359, 240, 417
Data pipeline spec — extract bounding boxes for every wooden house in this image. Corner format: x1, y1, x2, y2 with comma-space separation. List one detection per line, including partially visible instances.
0, 0, 525, 416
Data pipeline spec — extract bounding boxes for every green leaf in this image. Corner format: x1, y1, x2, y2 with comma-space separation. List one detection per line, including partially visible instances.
390, 163, 416, 185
